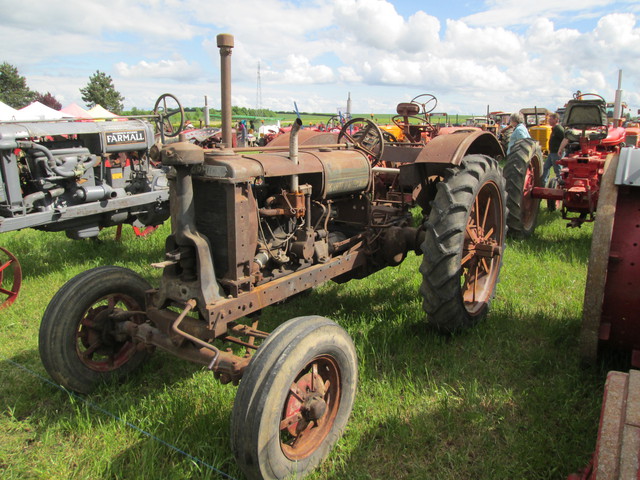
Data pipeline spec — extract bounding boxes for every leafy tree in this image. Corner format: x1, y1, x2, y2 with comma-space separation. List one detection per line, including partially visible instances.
79, 70, 124, 114
0, 62, 36, 108
35, 91, 62, 110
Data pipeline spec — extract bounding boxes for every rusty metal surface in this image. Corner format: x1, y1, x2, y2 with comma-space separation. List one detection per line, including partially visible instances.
217, 34, 234, 147
268, 130, 338, 147
414, 130, 503, 166
125, 320, 250, 384
206, 251, 367, 336
205, 151, 323, 179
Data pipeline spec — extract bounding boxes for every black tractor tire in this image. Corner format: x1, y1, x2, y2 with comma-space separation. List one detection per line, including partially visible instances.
39, 266, 151, 394
231, 316, 357, 480
504, 138, 543, 237
420, 155, 507, 333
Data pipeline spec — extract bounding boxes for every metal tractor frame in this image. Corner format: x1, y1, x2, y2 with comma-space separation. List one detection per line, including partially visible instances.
0, 94, 185, 308
38, 34, 507, 480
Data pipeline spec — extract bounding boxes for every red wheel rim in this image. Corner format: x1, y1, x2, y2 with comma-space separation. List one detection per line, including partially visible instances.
279, 355, 341, 460
132, 225, 159, 237
521, 160, 540, 230
461, 181, 504, 315
76, 293, 143, 372
0, 247, 22, 310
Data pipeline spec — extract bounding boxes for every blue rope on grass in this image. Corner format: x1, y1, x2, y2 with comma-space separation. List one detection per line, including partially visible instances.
4, 358, 237, 480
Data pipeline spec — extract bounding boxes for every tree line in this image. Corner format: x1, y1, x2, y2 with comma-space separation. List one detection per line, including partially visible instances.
0, 62, 124, 113
0, 62, 282, 119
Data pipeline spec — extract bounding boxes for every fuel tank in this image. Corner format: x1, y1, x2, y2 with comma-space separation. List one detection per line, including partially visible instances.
201, 148, 371, 198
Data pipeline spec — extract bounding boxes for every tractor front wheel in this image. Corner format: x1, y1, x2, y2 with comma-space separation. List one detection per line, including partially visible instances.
420, 155, 507, 333
231, 316, 357, 480
38, 266, 151, 394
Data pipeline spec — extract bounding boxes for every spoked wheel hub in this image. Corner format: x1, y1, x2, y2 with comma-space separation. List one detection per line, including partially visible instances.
462, 180, 504, 315
0, 247, 22, 310
521, 161, 539, 229
280, 355, 341, 461
76, 294, 142, 372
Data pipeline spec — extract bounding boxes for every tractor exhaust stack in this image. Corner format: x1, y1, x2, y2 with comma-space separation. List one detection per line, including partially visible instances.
217, 33, 234, 148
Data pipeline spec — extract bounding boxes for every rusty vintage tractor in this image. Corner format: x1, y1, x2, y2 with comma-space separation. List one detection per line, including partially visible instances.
0, 94, 184, 309
38, 34, 507, 480
504, 94, 627, 236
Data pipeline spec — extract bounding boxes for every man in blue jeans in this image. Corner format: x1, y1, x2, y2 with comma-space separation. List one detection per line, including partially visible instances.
542, 112, 564, 186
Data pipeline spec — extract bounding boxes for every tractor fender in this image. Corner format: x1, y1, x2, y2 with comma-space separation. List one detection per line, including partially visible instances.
414, 130, 504, 166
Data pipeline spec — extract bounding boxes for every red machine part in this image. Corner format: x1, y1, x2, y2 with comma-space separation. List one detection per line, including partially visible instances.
581, 152, 640, 366
0, 246, 22, 310
532, 127, 625, 227
558, 155, 605, 216
597, 184, 640, 363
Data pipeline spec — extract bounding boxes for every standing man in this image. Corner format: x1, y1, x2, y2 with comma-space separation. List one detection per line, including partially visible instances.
506, 112, 531, 155
237, 120, 247, 147
541, 112, 564, 186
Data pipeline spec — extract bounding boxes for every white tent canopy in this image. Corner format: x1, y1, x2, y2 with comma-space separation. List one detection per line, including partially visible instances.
0, 100, 19, 121
15, 101, 70, 121
60, 102, 93, 119
87, 104, 118, 119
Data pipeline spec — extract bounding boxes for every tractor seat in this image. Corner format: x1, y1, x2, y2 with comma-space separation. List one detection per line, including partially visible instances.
565, 128, 608, 143
396, 102, 421, 117
565, 129, 582, 143
563, 99, 607, 129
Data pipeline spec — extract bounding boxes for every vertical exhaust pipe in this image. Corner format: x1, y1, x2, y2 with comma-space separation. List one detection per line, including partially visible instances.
217, 33, 234, 148
289, 118, 303, 192
613, 69, 623, 128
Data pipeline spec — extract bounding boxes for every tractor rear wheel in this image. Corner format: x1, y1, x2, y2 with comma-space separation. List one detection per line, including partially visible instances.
231, 316, 357, 480
38, 266, 151, 394
420, 155, 507, 333
504, 138, 543, 237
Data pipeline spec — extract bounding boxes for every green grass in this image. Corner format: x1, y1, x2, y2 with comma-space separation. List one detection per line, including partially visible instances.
0, 211, 612, 479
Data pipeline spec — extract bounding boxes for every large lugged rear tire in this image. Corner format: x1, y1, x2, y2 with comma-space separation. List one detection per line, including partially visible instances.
504, 138, 543, 237
39, 266, 151, 394
420, 155, 507, 333
231, 316, 357, 480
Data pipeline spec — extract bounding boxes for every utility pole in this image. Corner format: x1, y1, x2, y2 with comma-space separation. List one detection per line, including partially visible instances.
256, 61, 263, 117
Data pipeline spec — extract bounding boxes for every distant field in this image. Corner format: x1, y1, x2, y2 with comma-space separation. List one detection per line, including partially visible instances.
0, 210, 612, 479
185, 112, 473, 129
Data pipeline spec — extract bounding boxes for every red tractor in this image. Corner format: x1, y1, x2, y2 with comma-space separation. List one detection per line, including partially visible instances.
504, 94, 627, 236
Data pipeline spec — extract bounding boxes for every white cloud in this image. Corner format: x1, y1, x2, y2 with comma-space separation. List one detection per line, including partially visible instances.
115, 58, 203, 81
461, 0, 618, 27
1, 0, 639, 115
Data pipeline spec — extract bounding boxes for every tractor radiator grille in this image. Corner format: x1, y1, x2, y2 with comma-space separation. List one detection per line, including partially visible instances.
194, 180, 228, 278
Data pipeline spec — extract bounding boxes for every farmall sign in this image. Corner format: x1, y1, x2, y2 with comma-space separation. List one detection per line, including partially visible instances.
105, 130, 146, 145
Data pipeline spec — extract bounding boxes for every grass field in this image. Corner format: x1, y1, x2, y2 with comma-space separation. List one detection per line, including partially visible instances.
0, 209, 614, 479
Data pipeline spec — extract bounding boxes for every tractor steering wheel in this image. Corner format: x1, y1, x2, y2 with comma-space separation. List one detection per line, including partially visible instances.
153, 93, 185, 138
410, 93, 438, 115
572, 92, 605, 102
338, 118, 385, 166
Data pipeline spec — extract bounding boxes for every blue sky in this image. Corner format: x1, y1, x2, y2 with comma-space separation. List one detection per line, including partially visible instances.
1, 0, 639, 115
